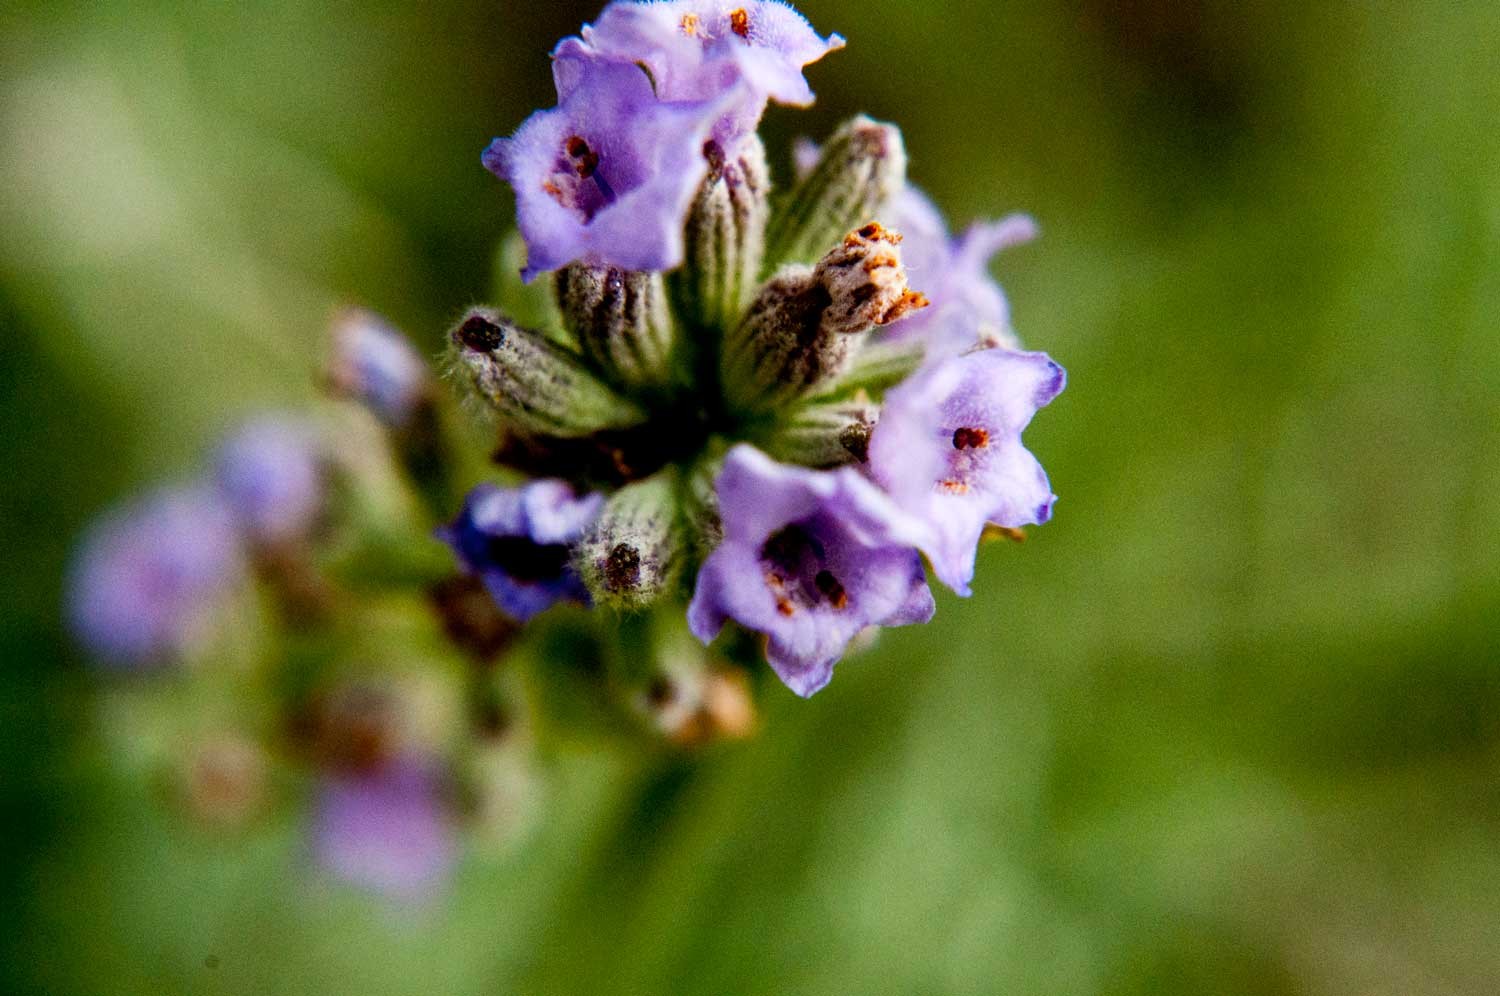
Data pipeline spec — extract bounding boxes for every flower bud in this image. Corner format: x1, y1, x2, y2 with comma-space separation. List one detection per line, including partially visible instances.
576, 472, 684, 611
554, 265, 680, 392
327, 308, 465, 518
326, 308, 433, 429
447, 308, 647, 438
682, 455, 724, 562
759, 398, 879, 468
722, 223, 927, 411
765, 115, 907, 267
678, 134, 770, 330
212, 416, 326, 548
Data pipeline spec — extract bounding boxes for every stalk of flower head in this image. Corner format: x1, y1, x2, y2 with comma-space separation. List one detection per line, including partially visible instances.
66, 0, 1065, 900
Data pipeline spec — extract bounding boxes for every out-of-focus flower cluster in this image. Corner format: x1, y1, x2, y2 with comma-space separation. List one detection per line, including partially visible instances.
68, 0, 1065, 900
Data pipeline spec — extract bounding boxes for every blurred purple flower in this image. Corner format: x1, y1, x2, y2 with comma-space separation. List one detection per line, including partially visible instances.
439, 480, 604, 622
880, 187, 1037, 355
313, 758, 456, 900
868, 348, 1065, 596
68, 486, 245, 667
213, 417, 325, 547
688, 445, 934, 697
580, 0, 844, 148
327, 307, 431, 428
484, 39, 725, 280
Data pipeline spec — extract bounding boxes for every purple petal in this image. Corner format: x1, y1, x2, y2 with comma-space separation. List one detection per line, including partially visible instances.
313, 758, 456, 901
440, 480, 603, 622
487, 47, 725, 280
213, 416, 324, 546
67, 486, 245, 667
327, 308, 430, 427
882, 187, 1034, 355
869, 350, 1065, 596
580, 1, 843, 109
688, 445, 934, 697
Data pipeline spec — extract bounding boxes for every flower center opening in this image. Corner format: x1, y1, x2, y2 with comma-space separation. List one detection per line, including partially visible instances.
729, 8, 751, 38
759, 524, 848, 616
952, 426, 989, 450
543, 135, 618, 223
565, 136, 600, 179
939, 425, 994, 494
483, 536, 573, 583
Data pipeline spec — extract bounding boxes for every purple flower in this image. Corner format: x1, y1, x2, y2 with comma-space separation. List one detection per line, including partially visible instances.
688, 445, 934, 697
868, 348, 1065, 596
880, 187, 1038, 355
213, 417, 325, 546
312, 758, 456, 900
484, 39, 726, 280
439, 480, 604, 622
327, 308, 431, 428
67, 486, 245, 667
579, 0, 844, 146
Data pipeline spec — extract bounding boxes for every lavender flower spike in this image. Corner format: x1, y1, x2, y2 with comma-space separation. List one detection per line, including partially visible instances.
313, 758, 456, 901
868, 348, 1066, 596
67, 486, 245, 667
484, 39, 726, 281
439, 480, 604, 622
213, 417, 325, 547
580, 1, 845, 146
688, 445, 935, 697
880, 187, 1038, 354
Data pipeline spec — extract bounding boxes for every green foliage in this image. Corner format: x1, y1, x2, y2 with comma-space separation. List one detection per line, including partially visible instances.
3, 1, 1500, 994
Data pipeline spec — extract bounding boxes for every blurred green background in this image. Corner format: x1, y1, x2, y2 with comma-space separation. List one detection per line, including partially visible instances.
4, 0, 1500, 993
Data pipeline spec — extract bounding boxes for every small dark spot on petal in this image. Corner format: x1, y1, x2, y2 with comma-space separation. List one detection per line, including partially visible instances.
729, 8, 751, 38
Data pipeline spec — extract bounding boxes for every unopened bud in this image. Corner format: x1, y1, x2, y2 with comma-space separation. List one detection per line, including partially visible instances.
447, 309, 647, 438
326, 308, 433, 429
722, 224, 927, 411
678, 134, 770, 330
577, 472, 684, 610
555, 265, 680, 391
813, 223, 929, 333
682, 455, 724, 562
760, 398, 879, 467
766, 115, 907, 267
327, 308, 465, 518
